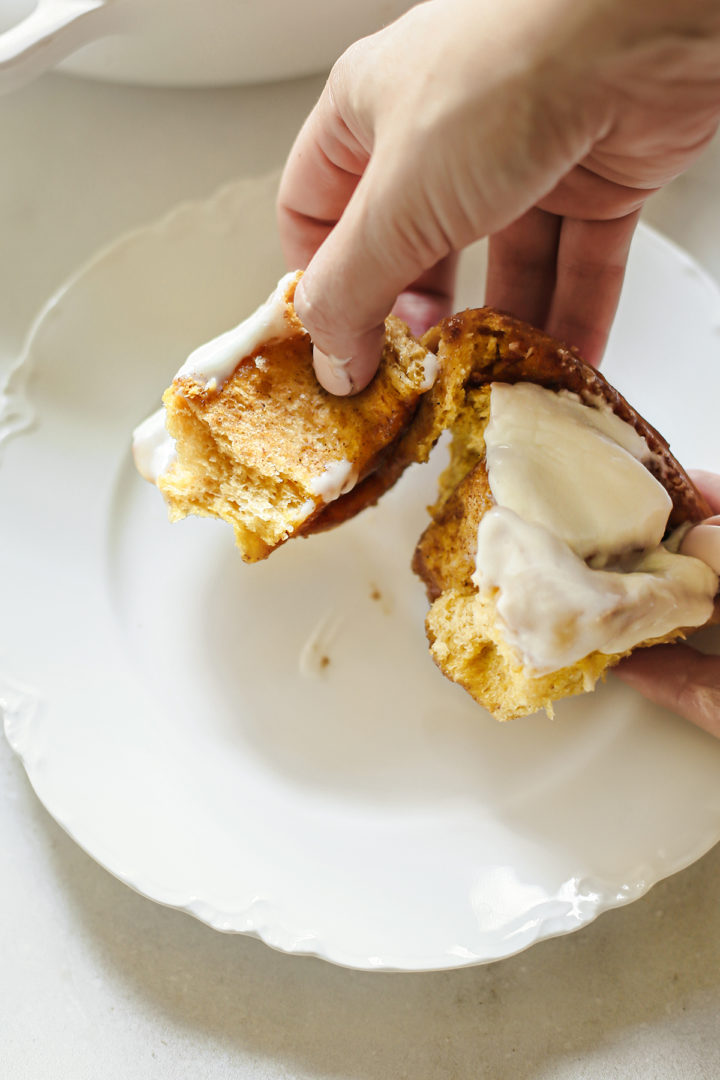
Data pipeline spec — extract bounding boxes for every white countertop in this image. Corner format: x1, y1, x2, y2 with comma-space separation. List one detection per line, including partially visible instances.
2, 71, 720, 1080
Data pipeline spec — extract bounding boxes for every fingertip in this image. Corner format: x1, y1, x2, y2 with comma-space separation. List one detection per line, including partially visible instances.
680, 518, 720, 573
343, 329, 386, 392
293, 274, 385, 395
312, 348, 353, 395
312, 333, 384, 396
688, 470, 720, 514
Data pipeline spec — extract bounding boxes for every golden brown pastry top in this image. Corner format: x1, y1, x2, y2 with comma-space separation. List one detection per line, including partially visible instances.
325, 306, 711, 551
423, 308, 711, 525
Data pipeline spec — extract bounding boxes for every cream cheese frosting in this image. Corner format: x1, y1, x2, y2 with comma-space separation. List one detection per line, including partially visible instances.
418, 350, 439, 391
132, 406, 176, 484
133, 271, 438, 500
175, 270, 301, 390
484, 382, 672, 567
473, 382, 718, 675
132, 272, 301, 485
307, 459, 357, 503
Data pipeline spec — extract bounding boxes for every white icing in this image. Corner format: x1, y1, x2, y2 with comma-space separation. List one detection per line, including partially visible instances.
419, 351, 439, 391
175, 270, 301, 390
473, 507, 716, 674
294, 498, 317, 524
307, 459, 357, 502
484, 382, 671, 566
132, 406, 177, 483
473, 383, 718, 674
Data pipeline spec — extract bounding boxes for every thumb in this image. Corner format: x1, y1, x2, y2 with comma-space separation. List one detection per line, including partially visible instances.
293, 152, 452, 395
680, 516, 720, 573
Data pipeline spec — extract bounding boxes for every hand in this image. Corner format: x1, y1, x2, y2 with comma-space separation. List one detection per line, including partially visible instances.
278, 0, 720, 393
616, 471, 720, 736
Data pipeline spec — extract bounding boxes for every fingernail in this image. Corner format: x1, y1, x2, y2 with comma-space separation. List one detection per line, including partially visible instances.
313, 347, 355, 396
681, 517, 720, 573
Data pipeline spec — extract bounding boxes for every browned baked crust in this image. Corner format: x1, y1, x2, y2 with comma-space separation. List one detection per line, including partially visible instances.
411, 307, 711, 598
408, 307, 716, 720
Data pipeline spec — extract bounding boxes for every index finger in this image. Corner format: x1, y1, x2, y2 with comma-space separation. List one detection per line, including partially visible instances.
689, 469, 720, 514
277, 81, 369, 271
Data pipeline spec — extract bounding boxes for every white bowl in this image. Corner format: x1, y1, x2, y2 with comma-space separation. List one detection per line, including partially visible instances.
0, 0, 415, 92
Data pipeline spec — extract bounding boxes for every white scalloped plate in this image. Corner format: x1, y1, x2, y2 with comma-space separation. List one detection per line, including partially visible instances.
2, 173, 720, 972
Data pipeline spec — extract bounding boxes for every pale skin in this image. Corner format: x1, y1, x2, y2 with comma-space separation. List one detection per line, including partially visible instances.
278, 0, 720, 731
618, 471, 720, 737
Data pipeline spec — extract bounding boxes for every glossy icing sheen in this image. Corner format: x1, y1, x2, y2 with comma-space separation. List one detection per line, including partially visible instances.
132, 272, 301, 485
176, 270, 301, 390
419, 350, 439, 391
307, 459, 357, 503
474, 383, 718, 674
131, 406, 176, 483
484, 382, 671, 566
